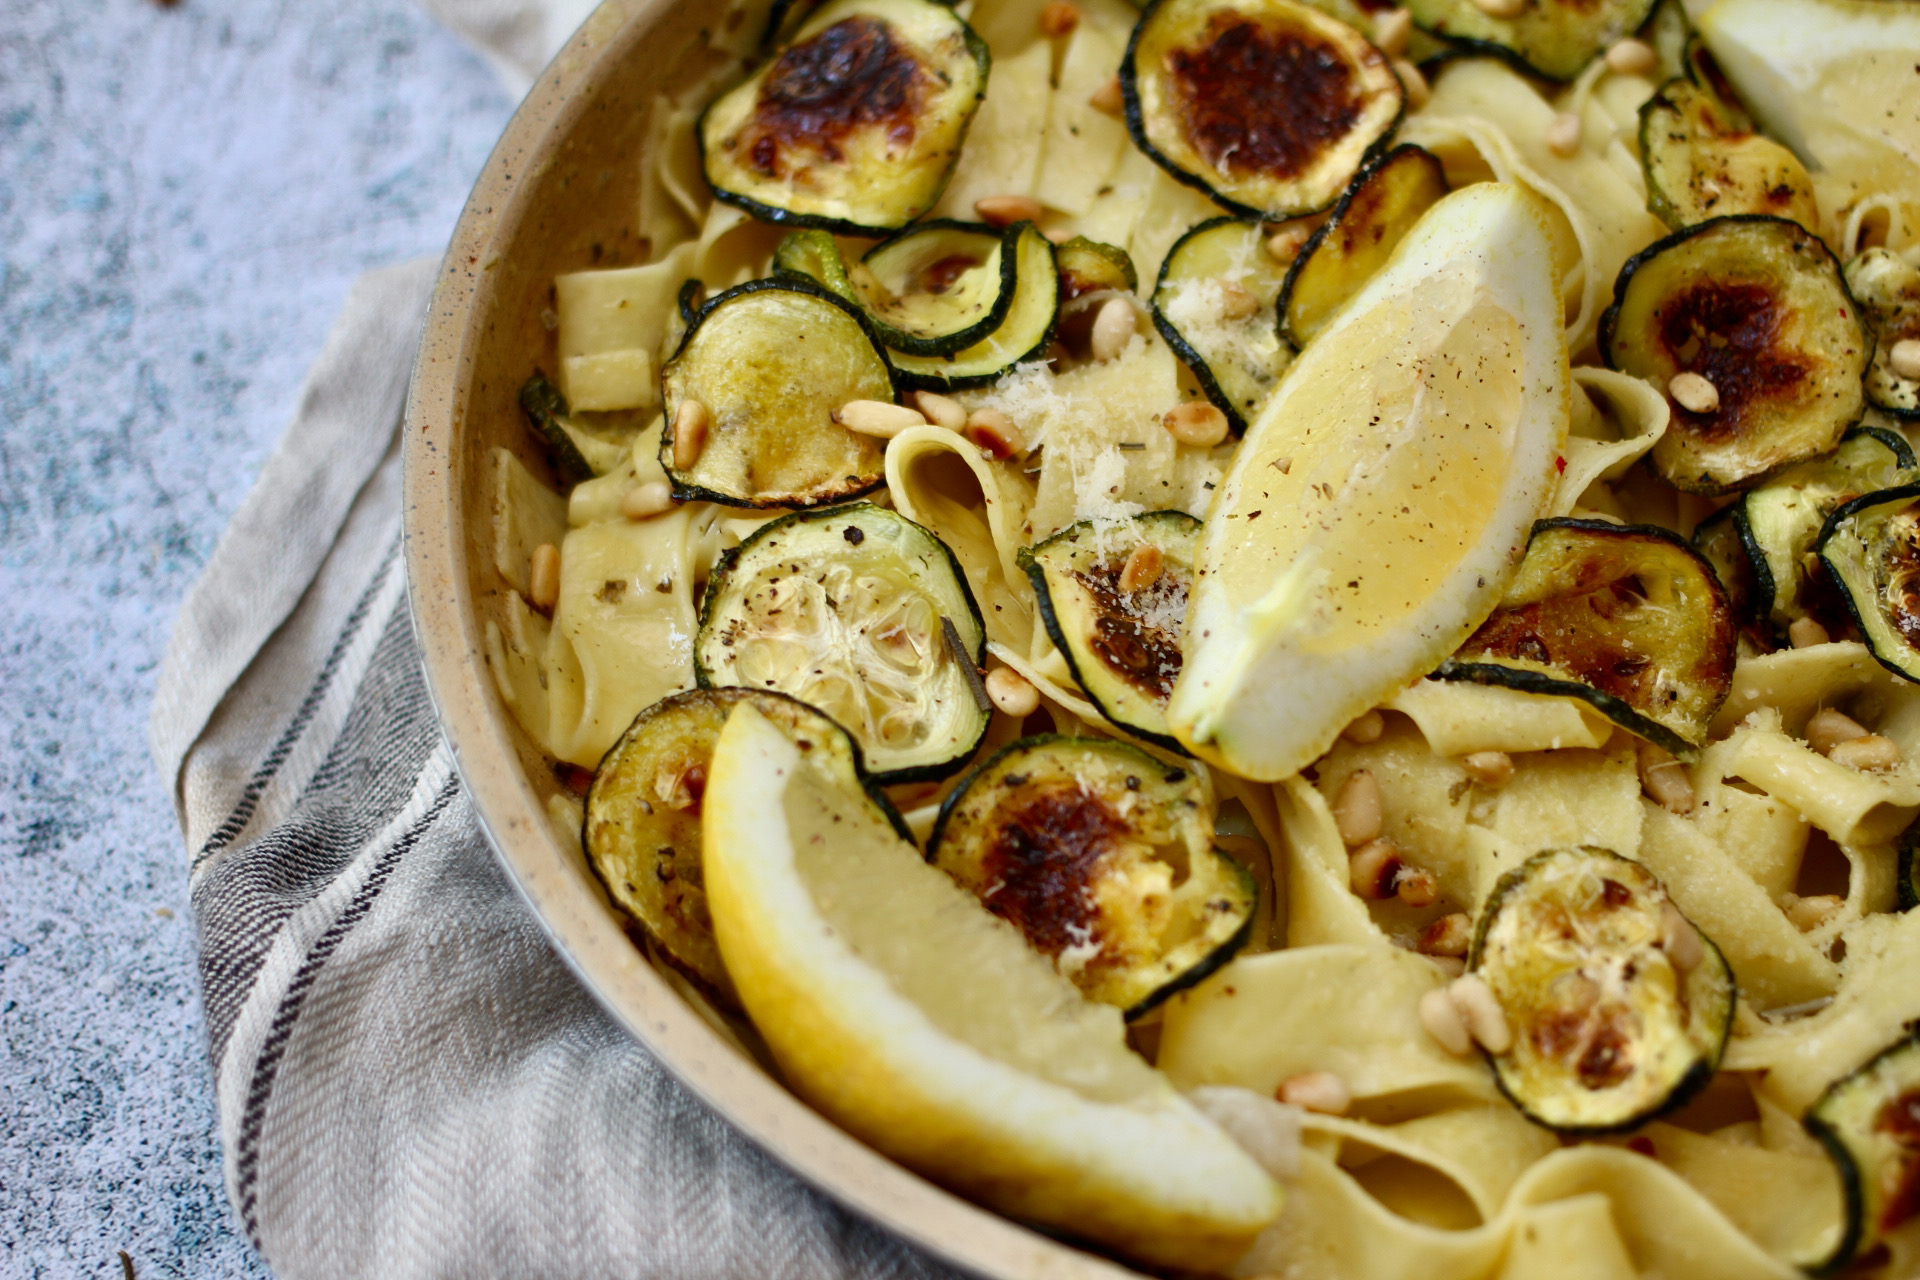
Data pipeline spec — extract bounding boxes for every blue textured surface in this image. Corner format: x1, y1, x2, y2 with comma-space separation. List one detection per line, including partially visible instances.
0, 1, 512, 1274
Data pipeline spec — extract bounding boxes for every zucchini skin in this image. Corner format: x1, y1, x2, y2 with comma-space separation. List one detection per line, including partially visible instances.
1801, 1029, 1920, 1274
887, 222, 1063, 390
1900, 820, 1920, 913
1847, 248, 1920, 422
519, 370, 596, 482
1149, 217, 1275, 433
855, 219, 1019, 357
1405, 0, 1658, 82
1816, 483, 1920, 685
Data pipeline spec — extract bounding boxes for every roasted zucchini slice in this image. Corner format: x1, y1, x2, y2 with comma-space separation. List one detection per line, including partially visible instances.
1279, 143, 1449, 347
1600, 215, 1872, 495
1816, 485, 1920, 684
1638, 77, 1819, 232
1123, 0, 1404, 220
1846, 248, 1920, 421
1055, 236, 1140, 301
583, 687, 908, 1002
1438, 518, 1737, 757
1405, 0, 1657, 80
1149, 217, 1293, 431
699, 0, 990, 235
848, 220, 1015, 357
1470, 847, 1736, 1134
887, 222, 1061, 389
1804, 1031, 1920, 1273
695, 503, 990, 782
1737, 426, 1917, 629
660, 277, 894, 508
772, 230, 857, 305
1691, 504, 1766, 634
1019, 512, 1201, 754
1900, 821, 1920, 912
927, 735, 1255, 1017
519, 371, 637, 480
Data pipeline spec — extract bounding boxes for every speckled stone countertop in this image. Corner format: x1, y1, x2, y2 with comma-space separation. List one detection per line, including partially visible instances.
0, 2, 512, 1273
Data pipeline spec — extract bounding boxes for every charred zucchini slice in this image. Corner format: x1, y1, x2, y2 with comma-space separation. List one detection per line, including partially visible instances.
699, 0, 990, 235
1470, 847, 1736, 1134
1149, 217, 1293, 431
1846, 249, 1920, 422
1804, 1031, 1920, 1273
1405, 0, 1656, 80
927, 735, 1255, 1016
1438, 518, 1736, 757
1816, 485, 1920, 684
584, 687, 908, 1002
695, 503, 990, 782
1123, 0, 1404, 220
1692, 504, 1766, 634
1279, 144, 1449, 347
1019, 512, 1200, 754
1600, 215, 1872, 495
1638, 78, 1818, 232
848, 220, 1015, 357
1738, 427, 1917, 628
772, 230, 858, 306
660, 277, 894, 508
887, 222, 1061, 389
1056, 236, 1140, 301
519, 371, 634, 480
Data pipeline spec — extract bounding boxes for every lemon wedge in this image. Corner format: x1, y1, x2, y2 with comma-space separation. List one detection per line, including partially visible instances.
702, 703, 1283, 1270
1167, 183, 1569, 780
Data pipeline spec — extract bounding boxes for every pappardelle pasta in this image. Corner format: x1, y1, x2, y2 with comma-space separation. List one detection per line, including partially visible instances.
484, 0, 1920, 1272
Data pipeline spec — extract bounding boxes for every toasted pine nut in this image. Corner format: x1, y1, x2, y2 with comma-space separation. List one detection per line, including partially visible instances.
985, 666, 1041, 718
1090, 296, 1137, 363
974, 195, 1045, 227
1891, 338, 1920, 382
1637, 740, 1696, 815
1449, 974, 1512, 1054
1090, 76, 1126, 117
912, 390, 968, 432
1372, 7, 1412, 56
1419, 986, 1473, 1055
1162, 401, 1231, 448
1428, 954, 1467, 978
1043, 227, 1075, 244
1669, 371, 1721, 415
1830, 733, 1902, 771
1278, 1071, 1352, 1115
966, 407, 1024, 459
1805, 706, 1870, 755
529, 543, 561, 612
1604, 37, 1658, 75
1266, 224, 1312, 263
1545, 111, 1583, 158
1392, 58, 1430, 109
621, 479, 675, 520
1395, 867, 1439, 908
1333, 770, 1384, 846
1787, 893, 1845, 932
1661, 904, 1705, 973
1461, 750, 1514, 787
1349, 837, 1402, 899
1472, 0, 1526, 16
1790, 616, 1832, 648
1217, 280, 1261, 322
1420, 912, 1472, 958
1038, 0, 1079, 36
1119, 543, 1164, 592
1344, 709, 1386, 744
836, 399, 926, 439
671, 398, 710, 472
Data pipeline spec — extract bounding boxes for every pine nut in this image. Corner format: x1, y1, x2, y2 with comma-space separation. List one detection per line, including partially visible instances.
1428, 954, 1467, 979
1372, 7, 1412, 56
1090, 76, 1125, 117
1266, 224, 1312, 263
1789, 616, 1831, 648
1395, 867, 1439, 908
1472, 0, 1526, 17
1669, 371, 1721, 415
1830, 733, 1902, 771
1545, 111, 1583, 158
974, 195, 1045, 227
1349, 837, 1403, 899
1604, 37, 1658, 75
1420, 912, 1472, 958
1038, 0, 1080, 36
984, 666, 1041, 718
1891, 338, 1920, 382
1661, 904, 1705, 973
1119, 543, 1164, 592
1344, 709, 1386, 744
1419, 986, 1473, 1055
1044, 227, 1075, 244
1392, 59, 1430, 109
1805, 706, 1870, 755
1278, 1071, 1352, 1115
529, 542, 561, 612
836, 399, 926, 439
1787, 893, 1845, 932
1162, 401, 1230, 448
1217, 281, 1261, 322
1449, 974, 1512, 1054
1333, 770, 1383, 846
1461, 750, 1514, 787
911, 390, 968, 432
966, 407, 1024, 459
621, 479, 675, 520
671, 398, 710, 472
1637, 740, 1696, 815
1090, 296, 1137, 363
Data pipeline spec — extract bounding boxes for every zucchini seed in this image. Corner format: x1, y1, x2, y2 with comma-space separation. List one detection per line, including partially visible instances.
984, 666, 1041, 718
1829, 734, 1902, 772
1277, 1071, 1352, 1115
1668, 371, 1721, 416
529, 542, 561, 613
1332, 769, 1383, 846
1419, 986, 1473, 1055
1603, 38, 1657, 76
1805, 707, 1870, 755
974, 195, 1045, 228
1789, 616, 1831, 648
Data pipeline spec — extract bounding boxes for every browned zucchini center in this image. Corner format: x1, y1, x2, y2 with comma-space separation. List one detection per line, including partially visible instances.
1166, 14, 1364, 180
918, 253, 987, 294
1463, 582, 1659, 704
747, 17, 928, 173
1075, 564, 1187, 699
1654, 280, 1811, 438
1882, 508, 1920, 647
1874, 1090, 1920, 1231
